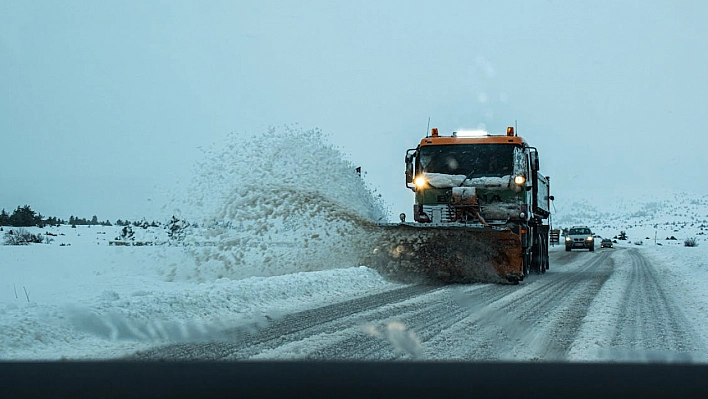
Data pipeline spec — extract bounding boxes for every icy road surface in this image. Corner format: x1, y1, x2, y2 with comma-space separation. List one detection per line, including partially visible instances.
131, 246, 708, 362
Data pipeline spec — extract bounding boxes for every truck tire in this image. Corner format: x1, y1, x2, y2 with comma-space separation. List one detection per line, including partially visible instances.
540, 235, 547, 273
545, 244, 550, 270
542, 234, 549, 270
531, 232, 543, 274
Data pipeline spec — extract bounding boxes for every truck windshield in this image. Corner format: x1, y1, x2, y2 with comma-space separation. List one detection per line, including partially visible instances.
569, 228, 591, 235
418, 144, 515, 177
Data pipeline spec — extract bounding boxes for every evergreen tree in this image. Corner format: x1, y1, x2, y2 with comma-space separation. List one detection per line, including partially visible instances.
36, 213, 45, 228
9, 205, 37, 227
0, 209, 9, 226
167, 216, 189, 241
116, 226, 135, 241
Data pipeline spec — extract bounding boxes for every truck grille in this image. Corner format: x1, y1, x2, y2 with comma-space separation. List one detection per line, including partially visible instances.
422, 205, 456, 223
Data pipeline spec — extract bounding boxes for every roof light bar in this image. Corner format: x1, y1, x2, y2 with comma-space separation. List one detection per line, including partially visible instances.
452, 130, 488, 137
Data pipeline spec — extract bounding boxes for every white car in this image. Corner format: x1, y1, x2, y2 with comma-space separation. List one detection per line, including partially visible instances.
565, 226, 594, 252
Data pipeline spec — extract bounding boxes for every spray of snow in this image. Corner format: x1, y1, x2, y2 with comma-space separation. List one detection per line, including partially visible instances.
169, 126, 390, 281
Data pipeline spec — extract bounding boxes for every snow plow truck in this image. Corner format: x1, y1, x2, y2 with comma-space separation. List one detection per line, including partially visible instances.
372, 126, 553, 284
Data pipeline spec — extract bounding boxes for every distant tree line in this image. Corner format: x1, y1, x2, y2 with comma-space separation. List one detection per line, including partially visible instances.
1, 205, 166, 231
0, 205, 63, 228
115, 219, 160, 228
68, 215, 112, 227
0, 205, 110, 228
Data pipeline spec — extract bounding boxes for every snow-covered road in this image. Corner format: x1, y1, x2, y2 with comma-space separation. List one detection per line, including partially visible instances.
130, 246, 707, 362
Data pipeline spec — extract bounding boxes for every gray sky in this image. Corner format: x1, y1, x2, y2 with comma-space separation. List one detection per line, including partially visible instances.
2, 0, 707, 221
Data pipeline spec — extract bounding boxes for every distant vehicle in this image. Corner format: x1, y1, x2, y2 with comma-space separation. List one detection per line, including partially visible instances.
565, 226, 594, 252
600, 238, 613, 248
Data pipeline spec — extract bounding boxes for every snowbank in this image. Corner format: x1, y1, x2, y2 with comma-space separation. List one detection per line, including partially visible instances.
0, 225, 400, 360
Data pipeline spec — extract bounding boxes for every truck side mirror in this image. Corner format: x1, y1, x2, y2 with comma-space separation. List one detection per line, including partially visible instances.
405, 151, 415, 184
529, 151, 540, 171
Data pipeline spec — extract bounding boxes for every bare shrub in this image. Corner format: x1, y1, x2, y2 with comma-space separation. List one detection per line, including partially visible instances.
3, 228, 44, 245
684, 237, 699, 247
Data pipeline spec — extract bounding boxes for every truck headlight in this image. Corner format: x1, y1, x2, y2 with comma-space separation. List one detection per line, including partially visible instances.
514, 175, 526, 185
414, 176, 427, 188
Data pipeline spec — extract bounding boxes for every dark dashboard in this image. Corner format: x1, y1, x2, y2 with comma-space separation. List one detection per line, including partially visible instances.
2, 360, 706, 398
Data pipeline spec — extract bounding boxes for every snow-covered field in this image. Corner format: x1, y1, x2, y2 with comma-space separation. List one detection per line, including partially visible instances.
0, 224, 402, 360
2, 127, 708, 361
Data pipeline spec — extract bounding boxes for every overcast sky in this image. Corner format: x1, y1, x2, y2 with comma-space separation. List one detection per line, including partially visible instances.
2, 1, 707, 221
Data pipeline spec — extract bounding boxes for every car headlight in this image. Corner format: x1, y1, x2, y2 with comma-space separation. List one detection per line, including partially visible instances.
565, 237, 571, 242
586, 236, 593, 241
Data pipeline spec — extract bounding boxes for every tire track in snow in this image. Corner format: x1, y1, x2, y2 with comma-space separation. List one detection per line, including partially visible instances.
290, 284, 519, 360
608, 248, 702, 361
241, 251, 613, 361
129, 284, 440, 361
132, 250, 618, 361
421, 250, 613, 361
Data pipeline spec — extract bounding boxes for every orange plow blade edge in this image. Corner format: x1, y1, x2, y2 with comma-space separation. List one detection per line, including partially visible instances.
368, 224, 524, 284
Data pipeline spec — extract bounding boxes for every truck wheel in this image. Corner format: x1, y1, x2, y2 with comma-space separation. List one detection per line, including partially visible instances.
540, 235, 547, 274
543, 235, 550, 270
531, 233, 543, 274
545, 243, 550, 270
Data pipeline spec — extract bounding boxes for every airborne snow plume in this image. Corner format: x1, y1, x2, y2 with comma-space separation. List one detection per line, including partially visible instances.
171, 126, 390, 281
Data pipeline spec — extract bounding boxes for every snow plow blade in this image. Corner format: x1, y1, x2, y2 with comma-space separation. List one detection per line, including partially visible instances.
369, 224, 524, 284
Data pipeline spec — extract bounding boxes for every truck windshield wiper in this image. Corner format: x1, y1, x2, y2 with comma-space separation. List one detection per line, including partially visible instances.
459, 167, 477, 187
